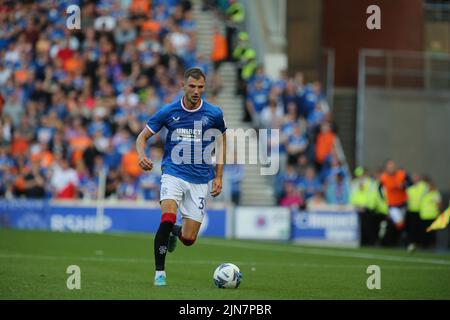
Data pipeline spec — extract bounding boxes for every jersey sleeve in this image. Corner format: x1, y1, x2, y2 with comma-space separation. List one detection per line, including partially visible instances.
146, 106, 167, 134
214, 109, 227, 134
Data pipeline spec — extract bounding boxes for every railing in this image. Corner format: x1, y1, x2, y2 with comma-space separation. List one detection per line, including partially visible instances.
320, 48, 335, 110
320, 97, 350, 179
356, 48, 450, 166
319, 48, 350, 176
359, 49, 450, 91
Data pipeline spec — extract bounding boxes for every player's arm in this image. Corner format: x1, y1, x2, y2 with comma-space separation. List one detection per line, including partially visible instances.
136, 127, 154, 171
211, 132, 226, 197
215, 132, 226, 176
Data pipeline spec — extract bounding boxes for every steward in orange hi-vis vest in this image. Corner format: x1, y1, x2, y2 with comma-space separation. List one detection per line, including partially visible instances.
380, 160, 412, 233
380, 169, 408, 207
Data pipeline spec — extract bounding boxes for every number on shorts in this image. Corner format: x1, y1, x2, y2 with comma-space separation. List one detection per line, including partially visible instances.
198, 197, 205, 209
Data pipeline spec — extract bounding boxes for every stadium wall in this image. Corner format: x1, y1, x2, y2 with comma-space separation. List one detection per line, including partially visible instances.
286, 0, 323, 81
0, 200, 227, 238
0, 200, 361, 248
361, 88, 450, 196
322, 0, 424, 87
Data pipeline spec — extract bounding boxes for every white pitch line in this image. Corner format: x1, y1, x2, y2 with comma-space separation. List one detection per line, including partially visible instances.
197, 239, 450, 267
103, 233, 450, 267
0, 252, 449, 270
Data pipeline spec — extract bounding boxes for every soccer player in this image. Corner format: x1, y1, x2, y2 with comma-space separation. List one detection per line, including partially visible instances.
136, 67, 227, 286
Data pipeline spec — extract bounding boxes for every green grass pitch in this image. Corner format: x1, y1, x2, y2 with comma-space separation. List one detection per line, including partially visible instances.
1, 229, 449, 299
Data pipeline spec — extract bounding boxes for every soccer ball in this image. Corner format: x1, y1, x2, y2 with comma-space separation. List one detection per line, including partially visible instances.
213, 263, 242, 289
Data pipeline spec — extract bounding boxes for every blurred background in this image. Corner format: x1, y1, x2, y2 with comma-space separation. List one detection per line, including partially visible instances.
0, 0, 449, 250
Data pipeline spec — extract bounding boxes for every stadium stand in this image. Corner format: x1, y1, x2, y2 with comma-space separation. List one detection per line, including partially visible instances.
0, 0, 202, 201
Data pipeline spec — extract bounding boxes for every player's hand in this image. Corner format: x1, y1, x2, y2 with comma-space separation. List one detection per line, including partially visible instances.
210, 176, 222, 197
138, 156, 153, 171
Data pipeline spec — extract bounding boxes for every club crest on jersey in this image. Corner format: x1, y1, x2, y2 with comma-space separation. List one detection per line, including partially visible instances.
201, 116, 209, 126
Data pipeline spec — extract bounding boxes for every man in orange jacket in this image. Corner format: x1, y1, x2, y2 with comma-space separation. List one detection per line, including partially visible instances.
211, 27, 228, 70
380, 159, 412, 235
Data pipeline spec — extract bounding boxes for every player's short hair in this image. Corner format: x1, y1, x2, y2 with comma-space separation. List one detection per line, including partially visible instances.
184, 67, 206, 81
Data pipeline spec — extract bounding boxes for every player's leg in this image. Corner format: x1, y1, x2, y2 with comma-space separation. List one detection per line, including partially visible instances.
172, 210, 202, 247
154, 199, 178, 286
169, 218, 202, 247
179, 217, 202, 245
153, 174, 183, 286
176, 181, 209, 246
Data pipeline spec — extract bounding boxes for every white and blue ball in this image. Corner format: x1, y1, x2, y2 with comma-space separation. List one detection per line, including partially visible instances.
213, 263, 242, 289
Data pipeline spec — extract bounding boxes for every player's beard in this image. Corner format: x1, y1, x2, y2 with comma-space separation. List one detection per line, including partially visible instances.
189, 94, 200, 107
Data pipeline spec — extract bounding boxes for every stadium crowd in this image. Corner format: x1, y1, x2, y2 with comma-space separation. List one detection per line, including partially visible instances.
232, 35, 346, 210
0, 0, 206, 201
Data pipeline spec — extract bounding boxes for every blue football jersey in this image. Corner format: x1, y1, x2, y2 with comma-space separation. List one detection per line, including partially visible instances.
146, 99, 227, 184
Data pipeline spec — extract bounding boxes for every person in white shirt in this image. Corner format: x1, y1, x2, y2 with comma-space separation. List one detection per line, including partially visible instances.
50, 158, 79, 199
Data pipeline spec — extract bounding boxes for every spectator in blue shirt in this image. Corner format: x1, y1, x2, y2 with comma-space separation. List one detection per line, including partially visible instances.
283, 164, 300, 185
275, 164, 299, 204
140, 171, 161, 201
307, 102, 326, 131
248, 65, 272, 92
319, 152, 347, 184
79, 172, 99, 200
154, 3, 170, 23
325, 171, 350, 205
117, 173, 140, 200
88, 113, 112, 138
103, 141, 122, 171
274, 69, 289, 92
300, 81, 323, 119
282, 80, 298, 115
298, 166, 322, 200
224, 163, 244, 205
286, 122, 308, 165
246, 78, 270, 128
